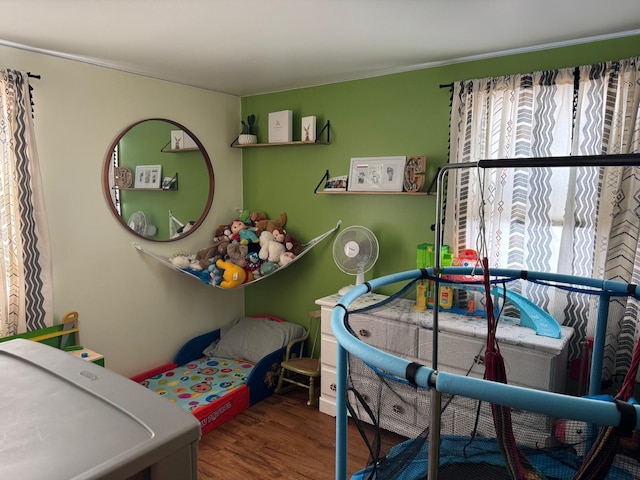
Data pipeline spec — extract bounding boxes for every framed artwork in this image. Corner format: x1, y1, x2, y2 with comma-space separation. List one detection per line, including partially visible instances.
348, 156, 406, 192
323, 174, 348, 191
134, 164, 162, 189
301, 115, 317, 142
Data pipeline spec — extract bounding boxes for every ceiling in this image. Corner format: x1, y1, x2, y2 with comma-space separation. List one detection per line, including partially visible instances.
1, 0, 639, 97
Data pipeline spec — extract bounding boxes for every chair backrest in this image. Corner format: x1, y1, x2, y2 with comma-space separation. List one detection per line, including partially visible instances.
308, 310, 321, 359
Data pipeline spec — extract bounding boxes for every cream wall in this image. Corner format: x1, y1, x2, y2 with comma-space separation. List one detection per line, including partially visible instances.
1, 45, 245, 376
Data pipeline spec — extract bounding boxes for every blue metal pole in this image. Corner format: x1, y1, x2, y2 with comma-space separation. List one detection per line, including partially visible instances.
335, 341, 348, 480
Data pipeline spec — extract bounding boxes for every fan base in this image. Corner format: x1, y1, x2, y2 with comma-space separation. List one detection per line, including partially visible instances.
338, 285, 356, 296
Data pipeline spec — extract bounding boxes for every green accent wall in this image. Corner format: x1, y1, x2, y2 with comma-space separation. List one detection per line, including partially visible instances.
240, 35, 640, 329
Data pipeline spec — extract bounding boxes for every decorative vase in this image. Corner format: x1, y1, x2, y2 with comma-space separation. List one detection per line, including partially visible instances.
238, 134, 257, 145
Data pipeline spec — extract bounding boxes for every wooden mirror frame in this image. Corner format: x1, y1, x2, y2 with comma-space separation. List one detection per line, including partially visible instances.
102, 118, 214, 242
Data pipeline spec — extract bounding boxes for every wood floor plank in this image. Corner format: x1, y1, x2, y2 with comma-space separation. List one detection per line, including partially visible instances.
198, 389, 378, 480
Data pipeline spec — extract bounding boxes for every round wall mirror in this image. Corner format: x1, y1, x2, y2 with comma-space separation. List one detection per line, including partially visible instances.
102, 118, 214, 241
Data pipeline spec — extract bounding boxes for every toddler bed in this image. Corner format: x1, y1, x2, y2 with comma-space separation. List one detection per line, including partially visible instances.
131, 315, 305, 436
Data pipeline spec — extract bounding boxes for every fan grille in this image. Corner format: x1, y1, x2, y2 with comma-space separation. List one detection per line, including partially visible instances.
333, 226, 379, 276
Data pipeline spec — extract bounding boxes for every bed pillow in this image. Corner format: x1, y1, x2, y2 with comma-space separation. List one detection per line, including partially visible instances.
204, 317, 306, 363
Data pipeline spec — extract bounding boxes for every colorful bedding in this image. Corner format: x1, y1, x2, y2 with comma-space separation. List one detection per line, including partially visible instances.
132, 315, 306, 436
140, 356, 254, 413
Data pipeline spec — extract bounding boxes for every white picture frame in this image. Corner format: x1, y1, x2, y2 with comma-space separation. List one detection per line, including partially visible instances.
134, 165, 162, 189
301, 115, 316, 142
348, 156, 406, 192
268, 110, 293, 143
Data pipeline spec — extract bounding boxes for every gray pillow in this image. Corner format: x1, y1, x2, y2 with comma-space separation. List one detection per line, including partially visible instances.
204, 317, 305, 363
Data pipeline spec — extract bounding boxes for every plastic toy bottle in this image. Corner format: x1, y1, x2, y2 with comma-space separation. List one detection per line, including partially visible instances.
414, 283, 427, 311
439, 252, 454, 309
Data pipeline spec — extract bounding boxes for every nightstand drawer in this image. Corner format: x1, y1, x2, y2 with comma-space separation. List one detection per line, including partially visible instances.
321, 336, 337, 368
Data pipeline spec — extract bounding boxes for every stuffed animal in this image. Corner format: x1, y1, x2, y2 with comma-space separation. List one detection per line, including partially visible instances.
226, 242, 249, 267
279, 252, 295, 266
238, 209, 251, 225
212, 239, 229, 263
272, 228, 293, 266
210, 265, 223, 286
284, 232, 302, 257
169, 253, 202, 271
216, 259, 254, 288
259, 230, 286, 263
169, 254, 191, 269
272, 227, 286, 244
214, 224, 232, 243
230, 219, 259, 244
553, 419, 589, 456
248, 210, 267, 226
196, 245, 218, 269
260, 261, 278, 276
245, 251, 262, 276
254, 212, 287, 235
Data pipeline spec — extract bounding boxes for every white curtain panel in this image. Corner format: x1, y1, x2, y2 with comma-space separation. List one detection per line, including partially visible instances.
447, 58, 640, 379
0, 69, 53, 336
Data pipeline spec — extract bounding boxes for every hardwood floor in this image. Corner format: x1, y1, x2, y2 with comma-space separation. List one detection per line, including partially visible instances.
198, 390, 377, 480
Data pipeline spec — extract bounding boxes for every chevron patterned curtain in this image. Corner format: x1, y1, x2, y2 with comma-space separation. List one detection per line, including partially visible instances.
446, 57, 640, 381
0, 69, 53, 337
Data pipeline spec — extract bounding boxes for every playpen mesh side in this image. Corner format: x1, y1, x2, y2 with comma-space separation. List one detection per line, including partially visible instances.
343, 281, 640, 480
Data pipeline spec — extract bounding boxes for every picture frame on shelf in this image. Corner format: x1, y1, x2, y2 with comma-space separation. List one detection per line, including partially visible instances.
171, 130, 197, 150
347, 156, 406, 192
161, 175, 178, 190
323, 174, 348, 191
268, 110, 293, 143
301, 116, 316, 142
134, 165, 162, 189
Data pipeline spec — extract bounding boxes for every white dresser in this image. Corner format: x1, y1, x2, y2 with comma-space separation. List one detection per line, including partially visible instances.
316, 293, 574, 439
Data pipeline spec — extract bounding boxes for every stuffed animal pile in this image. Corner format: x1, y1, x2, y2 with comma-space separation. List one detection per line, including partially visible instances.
168, 210, 303, 288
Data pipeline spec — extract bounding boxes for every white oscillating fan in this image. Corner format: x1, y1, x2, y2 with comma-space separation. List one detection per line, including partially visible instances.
333, 225, 379, 295
127, 211, 157, 238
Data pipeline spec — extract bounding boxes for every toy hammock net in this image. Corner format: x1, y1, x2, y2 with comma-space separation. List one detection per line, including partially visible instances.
334, 266, 640, 480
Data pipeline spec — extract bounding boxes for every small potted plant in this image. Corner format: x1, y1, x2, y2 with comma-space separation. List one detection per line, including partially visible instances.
237, 114, 257, 145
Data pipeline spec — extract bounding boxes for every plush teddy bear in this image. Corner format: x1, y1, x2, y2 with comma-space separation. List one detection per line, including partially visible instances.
230, 219, 259, 244
248, 210, 267, 226
226, 242, 249, 267
196, 245, 219, 269
216, 259, 254, 288
254, 212, 287, 235
214, 224, 232, 243
259, 230, 286, 263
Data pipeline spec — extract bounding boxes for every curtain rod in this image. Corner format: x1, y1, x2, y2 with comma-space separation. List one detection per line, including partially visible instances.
474, 153, 640, 169
439, 83, 453, 89
27, 72, 40, 79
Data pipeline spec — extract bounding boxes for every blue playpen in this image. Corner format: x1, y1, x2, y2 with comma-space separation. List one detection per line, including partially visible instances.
331, 155, 640, 480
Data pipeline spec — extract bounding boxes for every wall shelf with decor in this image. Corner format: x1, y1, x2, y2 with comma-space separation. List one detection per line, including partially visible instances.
161, 146, 199, 153
314, 169, 436, 196
114, 173, 179, 191
230, 120, 331, 148
317, 190, 432, 196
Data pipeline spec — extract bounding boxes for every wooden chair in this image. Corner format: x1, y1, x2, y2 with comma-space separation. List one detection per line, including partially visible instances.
275, 310, 321, 405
